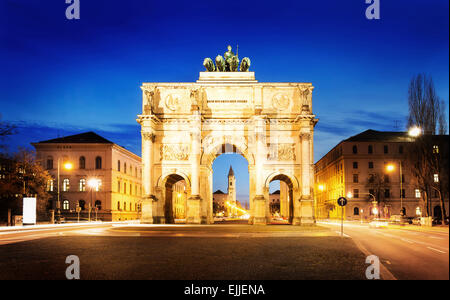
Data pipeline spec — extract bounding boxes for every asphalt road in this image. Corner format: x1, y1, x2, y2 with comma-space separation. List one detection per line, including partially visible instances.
0, 223, 368, 280
1, 221, 447, 280
319, 221, 449, 280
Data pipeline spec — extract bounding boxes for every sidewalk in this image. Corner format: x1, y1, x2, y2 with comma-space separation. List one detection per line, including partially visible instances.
0, 220, 138, 233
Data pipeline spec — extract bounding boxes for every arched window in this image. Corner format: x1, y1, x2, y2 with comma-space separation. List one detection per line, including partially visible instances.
63, 200, 70, 210
78, 200, 85, 210
63, 178, 70, 191
95, 200, 102, 211
354, 207, 359, 215
79, 156, 86, 169
46, 156, 54, 170
118, 160, 121, 171
79, 179, 86, 191
95, 156, 102, 169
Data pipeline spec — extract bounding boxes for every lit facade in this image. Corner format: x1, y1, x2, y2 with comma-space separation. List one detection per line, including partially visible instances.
314, 130, 448, 220
32, 132, 142, 221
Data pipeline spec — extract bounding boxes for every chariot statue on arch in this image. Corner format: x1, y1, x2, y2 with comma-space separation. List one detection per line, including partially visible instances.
203, 45, 251, 72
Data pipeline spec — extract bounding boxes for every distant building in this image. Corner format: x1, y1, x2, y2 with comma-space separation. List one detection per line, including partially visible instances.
269, 190, 280, 214
212, 166, 237, 216
32, 132, 142, 221
314, 129, 448, 220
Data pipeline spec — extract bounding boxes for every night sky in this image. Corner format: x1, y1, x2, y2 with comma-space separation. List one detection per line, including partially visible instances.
1, 0, 448, 205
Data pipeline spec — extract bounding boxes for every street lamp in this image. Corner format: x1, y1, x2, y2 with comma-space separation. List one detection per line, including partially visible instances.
88, 178, 99, 222
408, 126, 422, 137
347, 191, 378, 218
386, 162, 404, 216
57, 158, 73, 223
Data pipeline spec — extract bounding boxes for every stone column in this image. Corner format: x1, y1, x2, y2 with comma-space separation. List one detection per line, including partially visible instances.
297, 131, 315, 225
141, 131, 155, 223
186, 110, 202, 224
252, 116, 267, 225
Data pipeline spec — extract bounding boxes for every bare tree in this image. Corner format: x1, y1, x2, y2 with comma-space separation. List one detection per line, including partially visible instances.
407, 74, 447, 135
406, 74, 448, 224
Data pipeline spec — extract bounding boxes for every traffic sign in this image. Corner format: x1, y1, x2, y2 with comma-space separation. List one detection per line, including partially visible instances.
337, 197, 347, 207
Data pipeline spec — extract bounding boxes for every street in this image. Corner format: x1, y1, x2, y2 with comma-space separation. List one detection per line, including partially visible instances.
0, 222, 448, 280
319, 221, 449, 280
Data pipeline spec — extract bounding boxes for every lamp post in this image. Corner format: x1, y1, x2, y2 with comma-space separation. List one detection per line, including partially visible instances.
56, 158, 73, 223
386, 161, 404, 217
87, 178, 99, 222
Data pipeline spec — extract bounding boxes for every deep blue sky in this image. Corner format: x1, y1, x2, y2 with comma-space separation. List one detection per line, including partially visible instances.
1, 0, 448, 206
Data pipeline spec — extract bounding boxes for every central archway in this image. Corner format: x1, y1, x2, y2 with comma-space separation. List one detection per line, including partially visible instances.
211, 148, 250, 223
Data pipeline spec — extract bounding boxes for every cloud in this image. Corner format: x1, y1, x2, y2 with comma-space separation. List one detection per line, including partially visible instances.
2, 120, 141, 156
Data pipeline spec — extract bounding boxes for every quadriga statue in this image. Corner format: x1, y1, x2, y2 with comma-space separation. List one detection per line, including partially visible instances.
240, 57, 251, 72
215, 55, 226, 72
203, 58, 215, 72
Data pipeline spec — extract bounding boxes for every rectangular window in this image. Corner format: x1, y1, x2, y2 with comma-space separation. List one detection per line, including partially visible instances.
47, 179, 54, 192
368, 145, 373, 154
415, 189, 421, 198
384, 174, 389, 183
384, 189, 390, 198
352, 145, 358, 154
401, 189, 405, 198
433, 145, 439, 154
384, 145, 388, 154
368, 161, 374, 169
399, 145, 404, 154
353, 174, 359, 183
434, 174, 439, 183
79, 179, 86, 192
118, 181, 121, 193
401, 174, 405, 183
353, 162, 358, 169
353, 189, 359, 198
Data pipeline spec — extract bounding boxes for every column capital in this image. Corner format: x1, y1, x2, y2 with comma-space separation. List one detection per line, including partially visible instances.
142, 132, 156, 142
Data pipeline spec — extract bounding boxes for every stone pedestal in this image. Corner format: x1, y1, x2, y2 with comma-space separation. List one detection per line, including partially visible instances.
298, 197, 315, 225
140, 197, 154, 224
186, 195, 202, 224
253, 195, 267, 225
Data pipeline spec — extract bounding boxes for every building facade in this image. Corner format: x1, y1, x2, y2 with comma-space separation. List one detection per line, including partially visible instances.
32, 132, 142, 221
314, 129, 448, 221
212, 166, 237, 216
138, 69, 317, 225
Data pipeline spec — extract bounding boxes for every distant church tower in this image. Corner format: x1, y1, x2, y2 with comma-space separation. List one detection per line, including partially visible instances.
227, 166, 236, 206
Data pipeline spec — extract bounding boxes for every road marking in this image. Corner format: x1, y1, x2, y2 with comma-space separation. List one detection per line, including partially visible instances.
335, 231, 350, 238
428, 236, 444, 240
427, 247, 447, 254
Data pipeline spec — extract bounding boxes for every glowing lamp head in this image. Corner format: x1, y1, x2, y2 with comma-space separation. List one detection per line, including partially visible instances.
408, 126, 421, 137
372, 207, 379, 215
88, 178, 99, 188
386, 164, 395, 172
318, 185, 324, 192
63, 162, 73, 170
347, 192, 353, 199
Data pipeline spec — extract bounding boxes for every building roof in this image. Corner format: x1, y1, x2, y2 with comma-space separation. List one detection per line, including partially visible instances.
344, 129, 411, 143
228, 165, 234, 177
35, 131, 114, 144
213, 189, 225, 194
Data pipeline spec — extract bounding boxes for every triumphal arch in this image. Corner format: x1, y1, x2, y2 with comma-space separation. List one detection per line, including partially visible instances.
137, 46, 318, 225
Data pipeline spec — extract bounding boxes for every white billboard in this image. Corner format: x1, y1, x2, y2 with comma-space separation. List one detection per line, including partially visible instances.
23, 197, 37, 225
